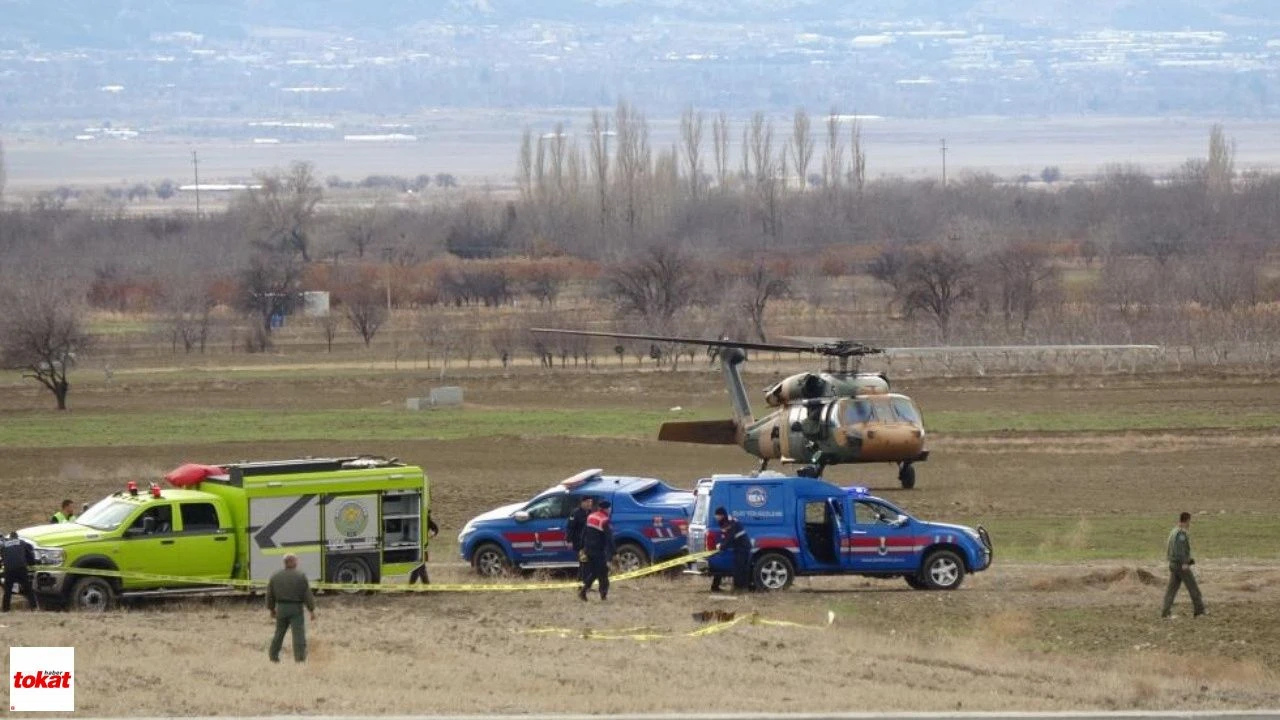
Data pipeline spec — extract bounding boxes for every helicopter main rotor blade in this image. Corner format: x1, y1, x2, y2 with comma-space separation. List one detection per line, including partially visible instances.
880, 344, 1161, 354
530, 328, 823, 354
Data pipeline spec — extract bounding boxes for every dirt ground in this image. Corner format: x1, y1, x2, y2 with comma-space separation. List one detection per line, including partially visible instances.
1, 367, 1278, 713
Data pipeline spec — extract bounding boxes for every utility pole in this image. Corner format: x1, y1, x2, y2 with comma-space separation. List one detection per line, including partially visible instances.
192, 150, 202, 218
940, 138, 948, 188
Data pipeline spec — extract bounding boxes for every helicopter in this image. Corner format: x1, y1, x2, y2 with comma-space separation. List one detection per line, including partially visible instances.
532, 329, 1158, 489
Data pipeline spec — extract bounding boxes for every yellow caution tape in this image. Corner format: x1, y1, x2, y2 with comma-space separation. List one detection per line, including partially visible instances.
56, 550, 716, 594
516, 612, 823, 642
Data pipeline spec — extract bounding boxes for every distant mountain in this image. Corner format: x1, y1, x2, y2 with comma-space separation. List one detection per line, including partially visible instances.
5, 0, 1280, 48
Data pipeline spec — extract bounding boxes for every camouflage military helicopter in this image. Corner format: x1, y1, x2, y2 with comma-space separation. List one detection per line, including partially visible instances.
533, 329, 1156, 489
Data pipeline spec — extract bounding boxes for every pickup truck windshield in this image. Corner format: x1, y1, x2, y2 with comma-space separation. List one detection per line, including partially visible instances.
76, 501, 139, 531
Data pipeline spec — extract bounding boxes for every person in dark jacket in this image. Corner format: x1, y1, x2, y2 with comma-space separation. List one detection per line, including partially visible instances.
2, 531, 38, 612
566, 496, 594, 581
578, 500, 615, 601
409, 512, 440, 585
714, 507, 753, 593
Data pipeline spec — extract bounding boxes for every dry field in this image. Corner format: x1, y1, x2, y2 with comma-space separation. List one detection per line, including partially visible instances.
2, 363, 1280, 714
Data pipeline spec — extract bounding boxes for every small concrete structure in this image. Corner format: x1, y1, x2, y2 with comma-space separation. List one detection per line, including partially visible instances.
406, 386, 463, 411
302, 291, 330, 317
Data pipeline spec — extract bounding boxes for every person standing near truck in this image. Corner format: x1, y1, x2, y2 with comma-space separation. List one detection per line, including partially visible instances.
50, 500, 77, 524
578, 500, 614, 601
2, 531, 38, 611
408, 512, 440, 585
714, 507, 753, 593
267, 554, 316, 662
566, 495, 594, 582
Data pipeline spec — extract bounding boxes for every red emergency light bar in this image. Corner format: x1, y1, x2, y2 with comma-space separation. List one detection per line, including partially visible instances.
127, 481, 138, 496
149, 484, 162, 498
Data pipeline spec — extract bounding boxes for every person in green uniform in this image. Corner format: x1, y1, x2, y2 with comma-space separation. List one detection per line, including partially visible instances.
1161, 511, 1206, 619
267, 554, 317, 662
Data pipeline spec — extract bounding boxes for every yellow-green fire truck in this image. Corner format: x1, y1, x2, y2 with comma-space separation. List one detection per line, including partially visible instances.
18, 456, 429, 610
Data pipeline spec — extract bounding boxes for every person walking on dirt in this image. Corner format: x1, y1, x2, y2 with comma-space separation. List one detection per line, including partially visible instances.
409, 512, 440, 585
1161, 511, 1206, 619
50, 499, 76, 524
578, 500, 614, 601
267, 554, 316, 662
567, 496, 594, 582
2, 531, 38, 612
714, 507, 753, 593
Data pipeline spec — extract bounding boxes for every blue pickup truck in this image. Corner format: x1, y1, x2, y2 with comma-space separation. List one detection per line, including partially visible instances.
687, 474, 992, 591
459, 469, 694, 576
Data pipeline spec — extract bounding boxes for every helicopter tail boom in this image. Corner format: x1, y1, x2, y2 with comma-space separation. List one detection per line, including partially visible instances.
658, 419, 740, 445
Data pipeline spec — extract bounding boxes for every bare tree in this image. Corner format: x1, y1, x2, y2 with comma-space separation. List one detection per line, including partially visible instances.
340, 203, 386, 259
901, 245, 975, 339
849, 116, 867, 194
711, 112, 730, 191
240, 161, 323, 261
236, 249, 305, 350
587, 108, 611, 228
603, 245, 703, 330
737, 259, 792, 341
990, 242, 1057, 333
318, 313, 340, 352
518, 128, 534, 201
163, 277, 215, 354
790, 108, 814, 191
0, 283, 93, 410
1207, 123, 1235, 203
340, 281, 388, 347
823, 108, 845, 192
613, 100, 650, 236
680, 106, 704, 200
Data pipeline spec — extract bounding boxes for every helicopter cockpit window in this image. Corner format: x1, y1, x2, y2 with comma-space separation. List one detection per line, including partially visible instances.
524, 495, 573, 520
841, 400, 873, 425
890, 397, 921, 424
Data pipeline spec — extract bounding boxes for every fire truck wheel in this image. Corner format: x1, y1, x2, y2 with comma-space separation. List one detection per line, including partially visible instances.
921, 549, 966, 590
70, 576, 116, 612
471, 543, 511, 577
331, 557, 373, 591
752, 552, 795, 591
613, 543, 649, 573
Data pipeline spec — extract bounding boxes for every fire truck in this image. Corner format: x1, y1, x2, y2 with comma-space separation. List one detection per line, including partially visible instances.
18, 456, 429, 610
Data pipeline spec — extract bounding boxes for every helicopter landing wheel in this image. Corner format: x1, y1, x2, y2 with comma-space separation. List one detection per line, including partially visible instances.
797, 464, 823, 479
898, 462, 916, 490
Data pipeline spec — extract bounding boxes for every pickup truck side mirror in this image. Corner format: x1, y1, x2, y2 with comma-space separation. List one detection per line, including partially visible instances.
892, 514, 909, 528
513, 510, 530, 523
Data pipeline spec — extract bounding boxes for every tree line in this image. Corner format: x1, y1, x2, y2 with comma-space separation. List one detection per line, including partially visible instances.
1, 111, 1278, 408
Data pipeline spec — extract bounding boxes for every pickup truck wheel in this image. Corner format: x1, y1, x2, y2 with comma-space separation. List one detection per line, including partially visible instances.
70, 576, 115, 612
471, 543, 511, 577
904, 574, 928, 590
921, 550, 965, 590
753, 552, 795, 591
613, 543, 648, 574
331, 557, 373, 592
